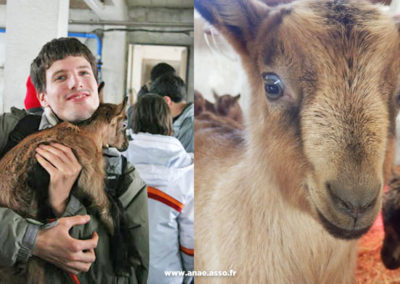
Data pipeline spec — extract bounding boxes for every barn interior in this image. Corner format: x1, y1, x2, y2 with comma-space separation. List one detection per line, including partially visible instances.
0, 0, 193, 112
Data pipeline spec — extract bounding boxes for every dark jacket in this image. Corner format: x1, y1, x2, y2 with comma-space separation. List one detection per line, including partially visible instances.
0, 107, 149, 284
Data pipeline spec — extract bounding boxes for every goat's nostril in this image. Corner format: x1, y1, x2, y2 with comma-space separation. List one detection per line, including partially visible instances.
326, 181, 377, 219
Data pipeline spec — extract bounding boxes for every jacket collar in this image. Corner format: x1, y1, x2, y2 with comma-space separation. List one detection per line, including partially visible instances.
39, 107, 60, 130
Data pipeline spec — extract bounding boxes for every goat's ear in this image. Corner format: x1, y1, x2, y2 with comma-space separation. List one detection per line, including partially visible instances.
98, 81, 105, 103
235, 94, 241, 100
195, 0, 270, 54
117, 96, 128, 115
393, 15, 400, 34
212, 89, 219, 100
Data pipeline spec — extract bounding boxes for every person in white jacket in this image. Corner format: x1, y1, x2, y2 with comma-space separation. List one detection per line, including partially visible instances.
123, 94, 194, 284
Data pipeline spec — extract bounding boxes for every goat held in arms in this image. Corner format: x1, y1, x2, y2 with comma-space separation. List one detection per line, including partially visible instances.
0, 98, 128, 283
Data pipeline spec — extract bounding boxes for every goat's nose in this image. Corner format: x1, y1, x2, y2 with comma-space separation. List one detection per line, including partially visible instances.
326, 180, 379, 219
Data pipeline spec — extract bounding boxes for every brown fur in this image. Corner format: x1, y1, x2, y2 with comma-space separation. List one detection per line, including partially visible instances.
194, 0, 400, 282
195, 111, 243, 131
194, 90, 215, 116
195, 90, 244, 130
0, 99, 128, 283
213, 90, 244, 125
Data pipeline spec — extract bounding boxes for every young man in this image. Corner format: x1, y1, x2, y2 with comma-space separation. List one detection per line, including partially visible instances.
0, 38, 149, 283
150, 74, 194, 153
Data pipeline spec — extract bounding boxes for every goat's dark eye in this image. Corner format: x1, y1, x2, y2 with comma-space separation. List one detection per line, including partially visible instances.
262, 73, 284, 100
122, 121, 128, 130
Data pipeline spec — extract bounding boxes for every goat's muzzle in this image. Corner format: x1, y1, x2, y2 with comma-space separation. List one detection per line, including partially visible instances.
115, 132, 129, 152
309, 175, 382, 240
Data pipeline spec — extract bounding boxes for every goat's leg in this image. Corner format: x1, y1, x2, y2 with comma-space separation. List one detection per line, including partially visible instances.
26, 259, 45, 284
77, 162, 114, 235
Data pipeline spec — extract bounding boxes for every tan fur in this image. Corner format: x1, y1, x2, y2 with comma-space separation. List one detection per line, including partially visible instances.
194, 0, 400, 282
0, 99, 128, 283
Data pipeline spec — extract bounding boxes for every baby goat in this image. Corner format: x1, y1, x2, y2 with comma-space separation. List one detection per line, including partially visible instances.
0, 98, 128, 283
381, 177, 400, 269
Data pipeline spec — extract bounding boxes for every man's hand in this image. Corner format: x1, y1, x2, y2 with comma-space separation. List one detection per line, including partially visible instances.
35, 143, 82, 216
33, 215, 98, 274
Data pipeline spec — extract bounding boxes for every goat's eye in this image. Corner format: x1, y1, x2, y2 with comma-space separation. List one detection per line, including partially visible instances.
262, 73, 284, 100
122, 121, 128, 130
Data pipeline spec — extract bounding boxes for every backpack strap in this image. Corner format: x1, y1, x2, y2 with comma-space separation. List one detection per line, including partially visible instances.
0, 114, 42, 159
103, 154, 132, 276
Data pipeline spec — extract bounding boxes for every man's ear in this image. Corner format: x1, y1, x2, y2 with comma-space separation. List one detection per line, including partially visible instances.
38, 93, 49, 107
163, 96, 172, 106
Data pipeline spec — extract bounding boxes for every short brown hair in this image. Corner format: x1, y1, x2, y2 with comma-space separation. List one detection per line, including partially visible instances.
132, 94, 173, 136
30, 37, 98, 93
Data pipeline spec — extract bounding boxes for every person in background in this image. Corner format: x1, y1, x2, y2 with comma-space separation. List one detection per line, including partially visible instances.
127, 63, 176, 130
24, 76, 43, 115
150, 74, 194, 153
124, 94, 194, 284
137, 63, 176, 97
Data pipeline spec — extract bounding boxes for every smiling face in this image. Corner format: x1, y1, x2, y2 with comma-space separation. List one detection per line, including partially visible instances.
38, 55, 100, 122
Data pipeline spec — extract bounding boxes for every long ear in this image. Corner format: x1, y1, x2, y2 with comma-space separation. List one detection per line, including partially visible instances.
394, 15, 400, 31
195, 0, 270, 54
117, 96, 128, 115
212, 89, 219, 100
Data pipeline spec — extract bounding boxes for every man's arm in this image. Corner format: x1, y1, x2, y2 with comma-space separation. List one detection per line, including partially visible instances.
33, 215, 98, 274
35, 143, 82, 216
0, 108, 27, 153
0, 157, 97, 273
0, 112, 98, 273
34, 143, 100, 274
0, 109, 35, 267
0, 208, 31, 266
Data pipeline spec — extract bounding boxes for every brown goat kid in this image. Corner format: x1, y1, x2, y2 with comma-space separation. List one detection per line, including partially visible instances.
194, 90, 215, 116
212, 90, 243, 125
195, 90, 244, 130
0, 99, 128, 283
381, 177, 400, 269
195, 0, 400, 283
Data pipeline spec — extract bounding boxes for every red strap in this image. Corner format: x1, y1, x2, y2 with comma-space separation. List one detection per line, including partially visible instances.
43, 219, 80, 283
68, 273, 80, 284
